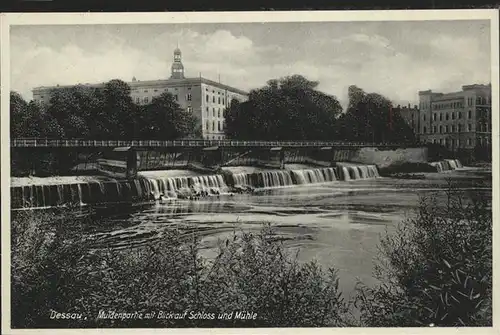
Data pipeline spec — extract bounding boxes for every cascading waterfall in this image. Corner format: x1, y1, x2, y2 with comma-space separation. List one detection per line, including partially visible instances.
230, 164, 379, 189
430, 159, 464, 172
11, 164, 380, 209
292, 167, 337, 185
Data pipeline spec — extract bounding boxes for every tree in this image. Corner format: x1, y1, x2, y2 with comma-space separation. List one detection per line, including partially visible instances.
224, 75, 343, 140
337, 86, 415, 143
47, 85, 103, 138
355, 187, 492, 326
141, 92, 198, 139
10, 92, 29, 137
101, 79, 137, 139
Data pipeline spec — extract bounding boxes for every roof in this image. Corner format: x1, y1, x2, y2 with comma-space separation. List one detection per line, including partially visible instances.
33, 77, 248, 96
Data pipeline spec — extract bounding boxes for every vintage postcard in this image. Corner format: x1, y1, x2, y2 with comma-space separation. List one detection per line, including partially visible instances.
1, 10, 498, 335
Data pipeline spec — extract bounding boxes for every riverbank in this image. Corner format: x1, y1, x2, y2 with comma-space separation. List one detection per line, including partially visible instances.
10, 175, 492, 328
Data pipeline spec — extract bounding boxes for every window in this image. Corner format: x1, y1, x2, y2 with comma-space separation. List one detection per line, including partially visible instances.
218, 121, 221, 131
206, 95, 209, 102
144, 97, 149, 103
218, 97, 221, 104
187, 106, 192, 113
433, 114, 437, 121
206, 121, 210, 131
218, 109, 221, 118
213, 108, 215, 117
136, 97, 140, 103
175, 95, 178, 101
206, 107, 209, 116
457, 139, 460, 147
439, 125, 443, 133
433, 126, 437, 133
213, 96, 215, 103
187, 93, 192, 101
154, 89, 158, 92
423, 114, 426, 121
423, 126, 427, 134
440, 113, 443, 121
440, 139, 444, 145
222, 98, 225, 105
452, 112, 455, 120
485, 123, 489, 132
446, 113, 449, 121
458, 124, 462, 132
212, 121, 215, 132
144, 90, 148, 93
459, 111, 462, 119
451, 125, 455, 133
468, 110, 472, 119
468, 124, 472, 132
467, 138, 472, 146
445, 125, 448, 133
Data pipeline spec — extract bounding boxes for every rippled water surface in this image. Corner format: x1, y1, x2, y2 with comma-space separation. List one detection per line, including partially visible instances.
76, 167, 490, 298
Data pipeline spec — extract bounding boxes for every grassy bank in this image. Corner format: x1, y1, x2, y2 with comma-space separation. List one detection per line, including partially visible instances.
11, 185, 492, 328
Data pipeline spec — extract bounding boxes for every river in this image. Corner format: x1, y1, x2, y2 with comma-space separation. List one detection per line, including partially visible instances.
21, 164, 486, 301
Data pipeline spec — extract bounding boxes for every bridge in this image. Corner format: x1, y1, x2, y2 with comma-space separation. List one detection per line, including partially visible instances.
11, 138, 422, 179
11, 138, 414, 149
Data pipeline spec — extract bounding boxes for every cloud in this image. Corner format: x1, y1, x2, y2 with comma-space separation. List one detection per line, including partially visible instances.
10, 22, 491, 109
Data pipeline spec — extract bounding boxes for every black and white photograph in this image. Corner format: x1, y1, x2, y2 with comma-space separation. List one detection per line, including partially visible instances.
1, 10, 498, 333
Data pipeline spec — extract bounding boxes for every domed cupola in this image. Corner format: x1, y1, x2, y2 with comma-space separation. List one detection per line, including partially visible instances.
170, 47, 185, 79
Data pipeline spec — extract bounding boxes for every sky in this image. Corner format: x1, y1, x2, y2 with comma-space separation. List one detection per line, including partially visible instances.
10, 20, 491, 107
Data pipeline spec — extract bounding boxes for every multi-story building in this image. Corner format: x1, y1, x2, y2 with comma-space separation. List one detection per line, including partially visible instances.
32, 47, 248, 140
398, 103, 420, 137
417, 84, 492, 150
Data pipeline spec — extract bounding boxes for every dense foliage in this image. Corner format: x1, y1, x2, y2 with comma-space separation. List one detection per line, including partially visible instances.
355, 187, 492, 326
10, 80, 198, 140
224, 78, 415, 143
11, 211, 349, 328
224, 75, 343, 140
11, 183, 492, 328
336, 86, 416, 143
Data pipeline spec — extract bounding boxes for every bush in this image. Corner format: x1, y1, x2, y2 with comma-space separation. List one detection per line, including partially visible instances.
11, 210, 350, 328
354, 185, 492, 327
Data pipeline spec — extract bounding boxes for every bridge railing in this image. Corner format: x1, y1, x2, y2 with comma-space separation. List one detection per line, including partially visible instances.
11, 138, 418, 148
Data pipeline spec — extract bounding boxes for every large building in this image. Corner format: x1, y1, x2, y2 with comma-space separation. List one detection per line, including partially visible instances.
397, 103, 420, 135
415, 84, 492, 150
32, 48, 249, 140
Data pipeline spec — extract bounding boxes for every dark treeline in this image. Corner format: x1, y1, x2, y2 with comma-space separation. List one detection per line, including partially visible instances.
12, 75, 415, 143
224, 75, 416, 143
11, 79, 199, 140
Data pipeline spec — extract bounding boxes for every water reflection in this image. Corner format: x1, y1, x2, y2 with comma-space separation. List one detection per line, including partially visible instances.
79, 170, 490, 299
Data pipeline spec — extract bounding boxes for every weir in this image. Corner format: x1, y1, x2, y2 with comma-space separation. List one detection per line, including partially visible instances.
429, 159, 464, 172
11, 163, 380, 209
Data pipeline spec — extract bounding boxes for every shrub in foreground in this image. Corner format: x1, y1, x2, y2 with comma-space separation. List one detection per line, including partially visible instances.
355, 187, 492, 326
11, 210, 349, 328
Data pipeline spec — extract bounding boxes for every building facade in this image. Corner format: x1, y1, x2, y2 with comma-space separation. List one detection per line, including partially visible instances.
416, 84, 491, 150
398, 103, 420, 136
32, 48, 248, 140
